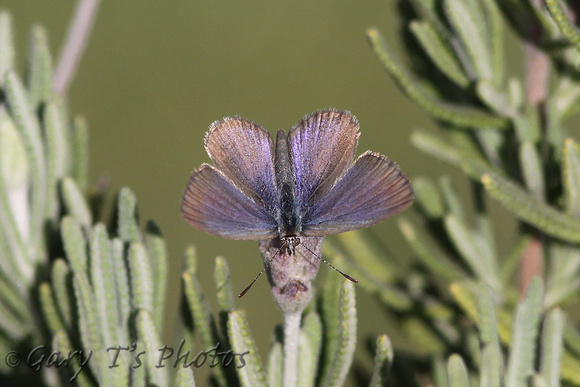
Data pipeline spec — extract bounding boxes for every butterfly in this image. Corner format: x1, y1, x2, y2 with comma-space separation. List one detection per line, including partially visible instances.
181, 109, 413, 252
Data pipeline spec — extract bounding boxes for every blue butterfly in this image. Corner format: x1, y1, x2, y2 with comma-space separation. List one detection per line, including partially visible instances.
181, 109, 413, 250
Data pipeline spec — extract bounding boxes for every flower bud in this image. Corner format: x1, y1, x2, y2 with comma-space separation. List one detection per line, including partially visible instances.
259, 236, 322, 314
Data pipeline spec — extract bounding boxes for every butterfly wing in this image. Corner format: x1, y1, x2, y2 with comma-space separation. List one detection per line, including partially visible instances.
301, 151, 413, 235
288, 109, 359, 214
205, 116, 279, 217
181, 164, 278, 240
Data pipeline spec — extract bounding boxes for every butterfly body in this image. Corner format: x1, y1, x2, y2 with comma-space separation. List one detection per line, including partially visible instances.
181, 109, 413, 244
274, 129, 301, 238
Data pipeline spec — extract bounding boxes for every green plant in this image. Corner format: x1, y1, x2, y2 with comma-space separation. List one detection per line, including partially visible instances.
360, 0, 580, 385
0, 11, 174, 384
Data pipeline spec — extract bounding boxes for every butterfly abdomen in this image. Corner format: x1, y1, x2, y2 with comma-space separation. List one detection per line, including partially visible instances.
275, 129, 300, 235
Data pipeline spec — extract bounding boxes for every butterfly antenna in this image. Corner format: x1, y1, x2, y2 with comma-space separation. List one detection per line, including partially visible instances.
238, 245, 284, 298
299, 243, 358, 283
238, 267, 266, 298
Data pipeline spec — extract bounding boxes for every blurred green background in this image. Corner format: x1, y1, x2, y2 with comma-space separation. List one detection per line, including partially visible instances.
4, 0, 554, 381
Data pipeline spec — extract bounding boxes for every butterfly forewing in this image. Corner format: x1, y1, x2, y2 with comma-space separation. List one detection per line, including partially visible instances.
181, 164, 278, 240
301, 151, 413, 236
288, 109, 360, 214
205, 117, 279, 216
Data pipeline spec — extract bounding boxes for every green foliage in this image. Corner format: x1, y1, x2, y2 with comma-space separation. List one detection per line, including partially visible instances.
441, 280, 561, 387
179, 250, 367, 387
0, 14, 170, 385
359, 0, 580, 385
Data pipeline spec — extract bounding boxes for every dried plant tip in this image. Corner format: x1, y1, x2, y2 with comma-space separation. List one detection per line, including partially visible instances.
259, 236, 323, 314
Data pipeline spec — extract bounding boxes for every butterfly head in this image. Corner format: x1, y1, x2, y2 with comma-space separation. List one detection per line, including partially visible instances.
280, 235, 301, 255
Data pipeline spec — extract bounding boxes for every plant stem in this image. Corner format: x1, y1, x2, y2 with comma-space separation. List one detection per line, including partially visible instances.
524, 0, 549, 107
520, 0, 549, 295
520, 237, 543, 299
53, 0, 102, 95
524, 43, 548, 107
283, 311, 301, 387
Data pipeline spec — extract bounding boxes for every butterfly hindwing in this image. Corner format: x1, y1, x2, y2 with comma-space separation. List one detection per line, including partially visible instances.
301, 151, 413, 236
